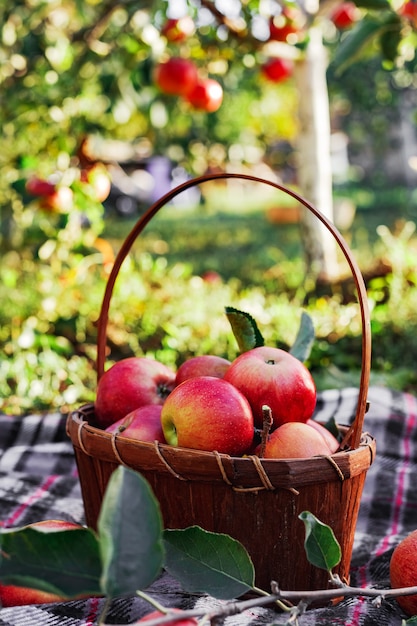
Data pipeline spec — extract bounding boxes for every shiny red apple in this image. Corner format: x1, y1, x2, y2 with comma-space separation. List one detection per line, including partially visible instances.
95, 357, 176, 428
105, 404, 166, 443
186, 78, 223, 112
25, 177, 56, 197
224, 346, 316, 429
161, 376, 254, 455
262, 422, 333, 459
268, 7, 305, 43
0, 520, 82, 607
175, 355, 231, 386
154, 57, 198, 96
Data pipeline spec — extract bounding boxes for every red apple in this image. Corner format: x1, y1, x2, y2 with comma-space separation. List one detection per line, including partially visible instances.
175, 355, 231, 386
401, 0, 417, 26
105, 404, 166, 443
269, 7, 305, 43
330, 3, 359, 29
95, 357, 176, 428
186, 78, 223, 112
390, 529, 417, 615
307, 419, 339, 454
0, 520, 81, 607
261, 58, 293, 83
40, 186, 73, 213
262, 422, 333, 459
224, 346, 316, 429
137, 608, 198, 624
154, 57, 198, 96
161, 376, 254, 455
25, 177, 56, 197
161, 16, 195, 42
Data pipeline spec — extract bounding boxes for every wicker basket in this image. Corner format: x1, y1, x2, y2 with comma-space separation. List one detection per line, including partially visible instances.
67, 173, 375, 593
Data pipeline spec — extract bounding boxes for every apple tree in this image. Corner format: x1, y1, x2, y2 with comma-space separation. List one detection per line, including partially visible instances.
1, 0, 417, 278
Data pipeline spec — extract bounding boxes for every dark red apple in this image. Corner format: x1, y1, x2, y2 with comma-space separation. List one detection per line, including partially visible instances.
261, 58, 293, 83
330, 3, 359, 29
224, 346, 316, 429
105, 404, 166, 443
154, 57, 198, 96
161, 376, 254, 455
95, 357, 176, 428
25, 177, 56, 197
175, 355, 231, 386
186, 78, 223, 112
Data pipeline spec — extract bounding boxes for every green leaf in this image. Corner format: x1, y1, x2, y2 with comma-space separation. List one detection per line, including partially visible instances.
405, 617, 417, 625
380, 14, 403, 62
298, 511, 341, 572
331, 15, 397, 76
289, 311, 315, 362
98, 466, 165, 598
163, 526, 255, 599
354, 0, 391, 8
0, 526, 102, 598
225, 306, 264, 352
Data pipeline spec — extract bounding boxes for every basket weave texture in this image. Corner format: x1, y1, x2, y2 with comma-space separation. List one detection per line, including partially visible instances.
67, 173, 376, 593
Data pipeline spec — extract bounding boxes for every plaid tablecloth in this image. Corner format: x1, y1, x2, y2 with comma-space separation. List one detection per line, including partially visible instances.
0, 386, 415, 625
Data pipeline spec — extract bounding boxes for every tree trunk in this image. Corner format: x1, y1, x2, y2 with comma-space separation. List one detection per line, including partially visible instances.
293, 26, 339, 281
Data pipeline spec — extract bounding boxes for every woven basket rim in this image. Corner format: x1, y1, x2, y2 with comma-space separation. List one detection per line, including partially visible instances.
67, 405, 376, 490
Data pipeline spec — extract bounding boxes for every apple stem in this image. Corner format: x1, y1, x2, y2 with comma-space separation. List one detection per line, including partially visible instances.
259, 405, 273, 458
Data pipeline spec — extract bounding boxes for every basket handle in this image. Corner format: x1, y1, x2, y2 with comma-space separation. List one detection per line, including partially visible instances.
96, 172, 371, 450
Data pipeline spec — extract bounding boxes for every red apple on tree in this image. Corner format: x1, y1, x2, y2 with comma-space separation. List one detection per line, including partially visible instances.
330, 3, 359, 29
261, 58, 293, 83
95, 357, 176, 428
400, 0, 417, 26
154, 57, 198, 96
224, 346, 316, 429
105, 404, 166, 443
0, 520, 82, 607
161, 16, 195, 42
25, 177, 56, 197
186, 78, 223, 112
161, 376, 254, 455
268, 7, 305, 43
175, 355, 231, 386
261, 422, 333, 459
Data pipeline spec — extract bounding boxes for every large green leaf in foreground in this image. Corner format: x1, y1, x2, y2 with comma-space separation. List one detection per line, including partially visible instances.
0, 526, 102, 597
164, 525, 255, 599
98, 466, 165, 598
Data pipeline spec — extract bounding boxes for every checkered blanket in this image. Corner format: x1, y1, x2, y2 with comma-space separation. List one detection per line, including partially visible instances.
0, 386, 415, 625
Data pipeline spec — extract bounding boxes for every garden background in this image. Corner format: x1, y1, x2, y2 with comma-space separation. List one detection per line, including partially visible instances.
2, 0, 417, 416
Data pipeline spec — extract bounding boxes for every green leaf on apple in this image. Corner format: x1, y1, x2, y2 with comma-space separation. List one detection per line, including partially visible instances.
298, 511, 341, 572
225, 306, 264, 353
163, 525, 255, 599
0, 526, 102, 598
98, 466, 165, 598
289, 311, 315, 362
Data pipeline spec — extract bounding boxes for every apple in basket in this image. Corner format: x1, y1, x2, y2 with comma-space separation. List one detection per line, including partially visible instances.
261, 422, 335, 459
0, 520, 83, 607
95, 357, 176, 428
105, 405, 166, 443
224, 346, 317, 429
307, 418, 340, 453
175, 355, 231, 386
161, 376, 254, 456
